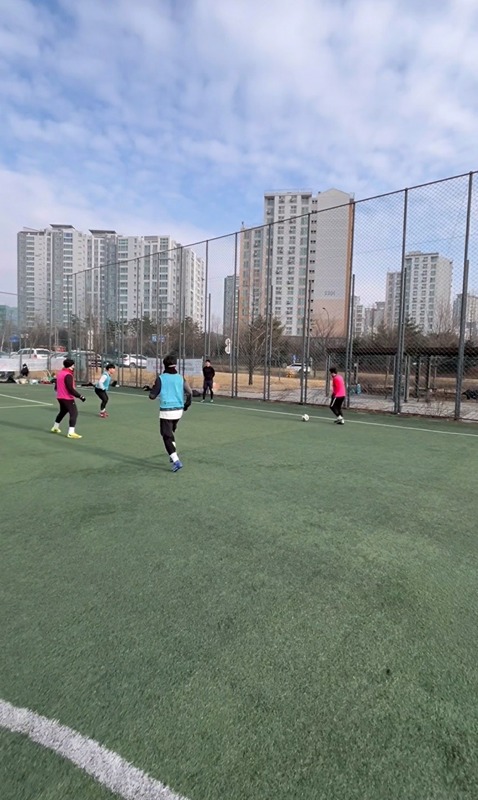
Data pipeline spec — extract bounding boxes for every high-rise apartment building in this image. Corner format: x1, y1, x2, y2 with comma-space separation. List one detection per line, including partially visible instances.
385, 252, 452, 334
17, 227, 205, 330
353, 299, 386, 338
453, 293, 478, 338
353, 297, 365, 338
17, 225, 88, 330
239, 189, 353, 336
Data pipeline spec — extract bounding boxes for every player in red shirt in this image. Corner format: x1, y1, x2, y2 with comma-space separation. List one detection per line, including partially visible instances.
50, 358, 86, 439
329, 367, 346, 424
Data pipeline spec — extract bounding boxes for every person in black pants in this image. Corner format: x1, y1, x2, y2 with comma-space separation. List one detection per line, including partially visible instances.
329, 366, 346, 425
94, 363, 116, 418
201, 359, 215, 403
50, 358, 86, 439
149, 355, 192, 472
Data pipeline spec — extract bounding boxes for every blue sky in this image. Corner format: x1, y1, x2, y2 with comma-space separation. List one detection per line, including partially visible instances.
1, 0, 478, 316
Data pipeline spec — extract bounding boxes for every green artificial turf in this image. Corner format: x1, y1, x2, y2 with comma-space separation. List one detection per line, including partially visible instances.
0, 385, 477, 799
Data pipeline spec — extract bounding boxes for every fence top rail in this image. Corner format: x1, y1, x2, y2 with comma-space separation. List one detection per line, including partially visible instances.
327, 345, 478, 357
6, 170, 478, 295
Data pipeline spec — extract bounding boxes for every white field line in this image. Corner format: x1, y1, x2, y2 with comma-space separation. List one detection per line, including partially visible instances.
0, 698, 190, 800
0, 403, 54, 409
0, 392, 53, 406
211, 402, 478, 439
82, 389, 478, 439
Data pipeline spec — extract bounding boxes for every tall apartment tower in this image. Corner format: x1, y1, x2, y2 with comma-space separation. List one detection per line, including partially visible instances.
83, 230, 118, 326
453, 293, 478, 338
18, 228, 205, 331
239, 189, 353, 336
17, 225, 90, 330
115, 234, 177, 322
385, 252, 453, 334
108, 234, 206, 325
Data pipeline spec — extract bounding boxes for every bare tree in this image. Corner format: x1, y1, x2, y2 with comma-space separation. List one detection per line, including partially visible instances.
239, 315, 284, 385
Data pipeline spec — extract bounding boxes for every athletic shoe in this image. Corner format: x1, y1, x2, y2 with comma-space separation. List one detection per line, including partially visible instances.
210, 399, 214, 403
67, 433, 82, 439
338, 419, 345, 425
50, 427, 62, 434
200, 399, 205, 403
99, 412, 106, 418
172, 460, 183, 472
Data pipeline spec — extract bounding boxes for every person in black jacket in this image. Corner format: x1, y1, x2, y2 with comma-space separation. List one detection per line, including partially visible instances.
201, 359, 215, 403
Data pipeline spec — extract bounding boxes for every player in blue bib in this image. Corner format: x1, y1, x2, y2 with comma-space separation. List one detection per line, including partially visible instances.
95, 363, 116, 418
149, 355, 192, 472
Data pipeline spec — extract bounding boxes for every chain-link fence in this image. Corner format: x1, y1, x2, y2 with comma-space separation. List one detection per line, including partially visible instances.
2, 172, 478, 420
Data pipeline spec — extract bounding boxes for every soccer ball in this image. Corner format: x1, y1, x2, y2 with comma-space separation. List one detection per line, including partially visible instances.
302, 414, 310, 422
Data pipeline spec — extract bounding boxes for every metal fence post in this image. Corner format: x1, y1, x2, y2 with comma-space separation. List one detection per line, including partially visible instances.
303, 278, 313, 404
455, 172, 474, 420
263, 224, 273, 401
231, 233, 238, 398
203, 240, 209, 358
344, 274, 355, 405
300, 213, 312, 405
344, 200, 356, 408
394, 188, 409, 414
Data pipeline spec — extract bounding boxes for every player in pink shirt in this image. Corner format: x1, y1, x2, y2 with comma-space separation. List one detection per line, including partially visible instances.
329, 367, 346, 424
50, 358, 86, 439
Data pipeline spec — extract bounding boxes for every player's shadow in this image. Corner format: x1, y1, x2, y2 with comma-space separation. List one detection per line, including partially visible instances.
0, 418, 161, 469
0, 417, 50, 434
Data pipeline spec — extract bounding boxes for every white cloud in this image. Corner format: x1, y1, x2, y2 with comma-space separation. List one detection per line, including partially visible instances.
1, 0, 478, 312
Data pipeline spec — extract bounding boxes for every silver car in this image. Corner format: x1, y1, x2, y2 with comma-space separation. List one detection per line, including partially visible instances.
120, 354, 148, 368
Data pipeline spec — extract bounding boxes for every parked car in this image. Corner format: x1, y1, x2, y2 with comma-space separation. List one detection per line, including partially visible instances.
11, 348, 51, 359
84, 351, 103, 367
286, 363, 311, 374
119, 354, 148, 369
67, 350, 103, 367
463, 388, 478, 400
